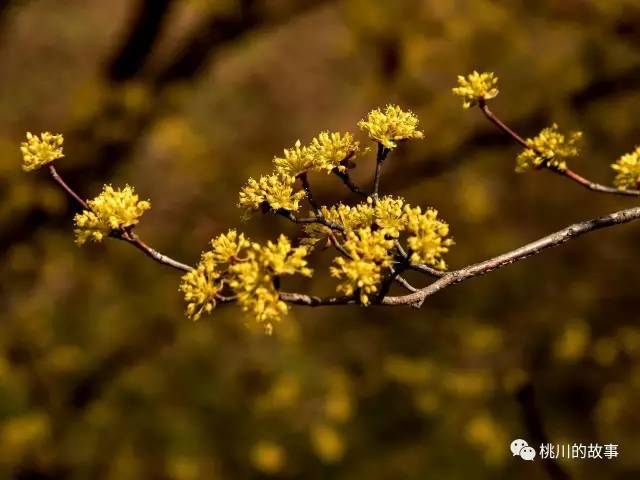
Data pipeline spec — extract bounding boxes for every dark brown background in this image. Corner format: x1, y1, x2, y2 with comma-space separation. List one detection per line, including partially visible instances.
1, 0, 639, 478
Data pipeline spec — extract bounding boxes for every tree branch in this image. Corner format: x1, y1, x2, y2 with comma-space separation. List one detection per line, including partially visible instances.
479, 101, 640, 197
40, 114, 640, 308
118, 230, 193, 273
328, 232, 351, 258
394, 274, 419, 293
47, 166, 193, 274
274, 205, 640, 307
49, 165, 88, 210
275, 209, 344, 231
298, 172, 321, 215
376, 255, 410, 302
394, 240, 446, 278
384, 205, 640, 306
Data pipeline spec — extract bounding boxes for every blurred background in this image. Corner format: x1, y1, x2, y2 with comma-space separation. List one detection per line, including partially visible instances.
1, 0, 640, 478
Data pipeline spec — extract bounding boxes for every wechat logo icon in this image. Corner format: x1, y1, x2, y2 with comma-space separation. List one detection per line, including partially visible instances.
511, 439, 536, 461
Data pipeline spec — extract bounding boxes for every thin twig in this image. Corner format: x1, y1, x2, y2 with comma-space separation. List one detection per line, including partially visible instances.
395, 274, 418, 293
333, 169, 369, 196
49, 165, 88, 210
409, 263, 447, 278
119, 230, 193, 272
479, 101, 529, 149
376, 255, 410, 302
562, 168, 639, 196
275, 209, 344, 232
298, 172, 321, 215
279, 291, 355, 306
48, 166, 193, 273
328, 232, 351, 258
479, 101, 640, 197
372, 142, 390, 201
395, 240, 446, 278
374, 240, 422, 301
332, 150, 369, 197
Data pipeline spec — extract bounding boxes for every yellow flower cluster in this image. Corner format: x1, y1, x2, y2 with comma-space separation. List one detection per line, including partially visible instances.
180, 254, 224, 321
274, 132, 360, 177
180, 230, 250, 321
73, 185, 151, 245
239, 131, 360, 217
20, 132, 64, 171
452, 71, 499, 109
358, 105, 424, 149
404, 206, 454, 268
180, 230, 312, 333
238, 173, 306, 213
323, 201, 375, 231
516, 124, 582, 172
373, 196, 406, 237
302, 197, 393, 245
304, 197, 453, 269
330, 228, 394, 305
304, 196, 408, 245
312, 196, 453, 303
229, 239, 310, 333
273, 140, 315, 178
257, 235, 313, 277
302, 201, 375, 246
611, 146, 640, 190
240, 105, 423, 221
209, 228, 251, 262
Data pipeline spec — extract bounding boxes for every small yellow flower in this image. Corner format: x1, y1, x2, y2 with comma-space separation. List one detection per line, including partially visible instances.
308, 131, 359, 173
209, 229, 251, 263
256, 234, 313, 277
73, 185, 151, 245
304, 196, 412, 246
516, 124, 582, 172
329, 202, 375, 232
273, 139, 315, 177
20, 132, 64, 171
180, 229, 250, 321
238, 173, 306, 213
229, 258, 288, 333
181, 230, 311, 332
452, 71, 499, 109
373, 196, 407, 237
404, 206, 453, 269
330, 228, 394, 305
302, 201, 375, 247
274, 132, 359, 177
611, 146, 640, 190
180, 259, 221, 321
358, 105, 424, 149
235, 237, 312, 330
